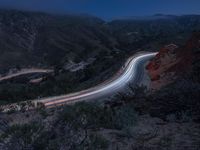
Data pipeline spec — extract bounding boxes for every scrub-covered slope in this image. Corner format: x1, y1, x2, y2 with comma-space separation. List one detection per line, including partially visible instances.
0, 10, 118, 74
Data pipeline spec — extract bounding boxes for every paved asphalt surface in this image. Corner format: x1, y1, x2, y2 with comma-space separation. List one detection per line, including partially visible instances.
35, 52, 157, 107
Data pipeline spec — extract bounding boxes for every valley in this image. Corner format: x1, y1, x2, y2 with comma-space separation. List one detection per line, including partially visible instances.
1, 10, 200, 105
0, 9, 200, 150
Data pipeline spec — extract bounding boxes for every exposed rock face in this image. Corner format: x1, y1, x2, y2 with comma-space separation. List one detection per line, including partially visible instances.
146, 32, 200, 89
146, 44, 178, 89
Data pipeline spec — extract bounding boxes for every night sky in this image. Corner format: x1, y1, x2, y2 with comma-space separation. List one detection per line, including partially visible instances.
0, 0, 200, 20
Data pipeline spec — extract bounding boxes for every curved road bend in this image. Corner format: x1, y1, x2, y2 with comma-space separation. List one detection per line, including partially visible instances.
35, 52, 157, 107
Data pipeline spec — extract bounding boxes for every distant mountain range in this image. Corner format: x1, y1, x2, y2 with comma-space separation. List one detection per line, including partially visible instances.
113, 14, 200, 21
0, 9, 200, 75
113, 14, 177, 21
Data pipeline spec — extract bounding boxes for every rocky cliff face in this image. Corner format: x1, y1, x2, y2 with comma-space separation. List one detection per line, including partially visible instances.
146, 32, 200, 89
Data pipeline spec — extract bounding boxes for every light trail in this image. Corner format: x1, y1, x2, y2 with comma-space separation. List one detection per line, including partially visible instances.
37, 52, 157, 107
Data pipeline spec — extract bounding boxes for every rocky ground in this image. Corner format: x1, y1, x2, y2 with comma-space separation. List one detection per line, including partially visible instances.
0, 103, 199, 150
100, 115, 200, 150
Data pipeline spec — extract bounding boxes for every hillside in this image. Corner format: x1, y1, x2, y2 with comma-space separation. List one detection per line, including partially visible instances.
109, 15, 200, 51
0, 10, 200, 104
1, 11, 200, 74
138, 32, 200, 121
0, 10, 118, 74
146, 32, 200, 89
0, 10, 124, 104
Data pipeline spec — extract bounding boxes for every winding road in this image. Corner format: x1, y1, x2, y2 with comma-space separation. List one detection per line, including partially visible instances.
35, 52, 157, 107
0, 69, 53, 82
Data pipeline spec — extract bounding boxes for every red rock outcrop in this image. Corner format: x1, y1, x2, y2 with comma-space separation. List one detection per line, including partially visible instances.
147, 32, 200, 89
